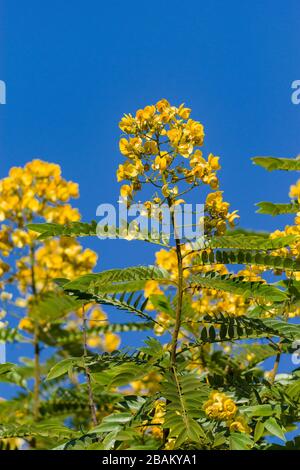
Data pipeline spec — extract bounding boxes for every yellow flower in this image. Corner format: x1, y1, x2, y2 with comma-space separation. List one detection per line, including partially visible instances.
156, 249, 178, 275
246, 352, 255, 362
228, 415, 251, 434
185, 119, 205, 146
119, 137, 131, 156
19, 317, 34, 331
144, 141, 158, 155
177, 104, 191, 119
144, 280, 162, 298
167, 128, 182, 145
223, 398, 237, 418
119, 137, 143, 157
87, 336, 102, 348
289, 179, 300, 201
138, 105, 156, 121
116, 160, 144, 182
206, 174, 219, 189
152, 153, 170, 172
0, 291, 12, 301
120, 184, 133, 199
156, 98, 170, 113
190, 150, 205, 167
144, 280, 163, 311
102, 332, 120, 352
119, 114, 136, 133
208, 153, 220, 170
0, 259, 10, 277
227, 210, 239, 227
89, 308, 107, 327
0, 437, 23, 450
203, 391, 237, 421
131, 371, 163, 395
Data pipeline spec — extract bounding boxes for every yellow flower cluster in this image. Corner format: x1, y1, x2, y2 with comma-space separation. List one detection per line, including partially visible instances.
149, 400, 165, 439
19, 304, 121, 353
0, 160, 79, 224
131, 371, 163, 395
203, 391, 251, 433
16, 238, 97, 293
147, 243, 258, 336
117, 100, 238, 218
267, 178, 300, 316
0, 160, 97, 297
205, 191, 239, 236
86, 308, 120, 352
87, 331, 120, 352
203, 391, 237, 421
144, 280, 163, 311
0, 159, 82, 285
192, 291, 249, 318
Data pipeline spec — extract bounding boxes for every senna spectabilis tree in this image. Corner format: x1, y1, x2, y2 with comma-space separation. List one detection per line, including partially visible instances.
1, 100, 300, 450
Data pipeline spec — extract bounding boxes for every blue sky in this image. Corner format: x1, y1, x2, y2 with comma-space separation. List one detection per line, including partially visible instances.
1, 1, 300, 395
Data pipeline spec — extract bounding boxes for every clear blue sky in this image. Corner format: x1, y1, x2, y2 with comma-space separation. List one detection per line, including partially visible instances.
1, 1, 300, 391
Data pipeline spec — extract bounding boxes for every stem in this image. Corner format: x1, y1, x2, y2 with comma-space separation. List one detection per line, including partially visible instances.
269, 343, 282, 384
33, 324, 40, 420
30, 244, 40, 421
154, 133, 184, 369
170, 238, 183, 366
82, 306, 98, 426
169, 201, 184, 367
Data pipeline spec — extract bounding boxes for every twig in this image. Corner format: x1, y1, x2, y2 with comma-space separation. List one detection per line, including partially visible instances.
82, 305, 98, 426
269, 343, 282, 384
30, 244, 40, 421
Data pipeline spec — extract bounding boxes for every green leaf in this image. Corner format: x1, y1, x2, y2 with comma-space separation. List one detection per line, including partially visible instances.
162, 371, 208, 446
254, 421, 265, 442
91, 412, 133, 434
264, 417, 286, 442
252, 156, 300, 171
206, 234, 297, 250
0, 363, 15, 375
62, 265, 171, 294
148, 294, 173, 316
29, 291, 81, 321
0, 327, 26, 343
27, 221, 170, 246
190, 272, 288, 303
27, 221, 98, 239
192, 316, 300, 345
286, 379, 300, 400
193, 249, 300, 272
229, 432, 253, 450
256, 201, 300, 216
46, 357, 84, 381
242, 404, 276, 417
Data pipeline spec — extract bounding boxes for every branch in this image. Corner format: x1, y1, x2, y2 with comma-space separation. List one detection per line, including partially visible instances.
82, 305, 98, 426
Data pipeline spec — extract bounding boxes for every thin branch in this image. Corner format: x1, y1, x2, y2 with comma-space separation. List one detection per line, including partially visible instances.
269, 342, 282, 384
82, 305, 98, 427
170, 201, 184, 367
30, 244, 40, 421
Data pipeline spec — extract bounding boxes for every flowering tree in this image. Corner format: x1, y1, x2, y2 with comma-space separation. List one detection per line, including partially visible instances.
1, 101, 300, 450
0, 160, 120, 449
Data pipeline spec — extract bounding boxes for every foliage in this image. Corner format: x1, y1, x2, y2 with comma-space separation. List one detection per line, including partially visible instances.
0, 101, 300, 450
